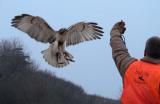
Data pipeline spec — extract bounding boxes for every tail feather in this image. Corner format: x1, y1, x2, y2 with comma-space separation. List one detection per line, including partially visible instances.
41, 44, 73, 68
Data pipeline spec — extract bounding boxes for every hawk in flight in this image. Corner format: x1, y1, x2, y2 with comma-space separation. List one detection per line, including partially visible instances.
11, 14, 104, 68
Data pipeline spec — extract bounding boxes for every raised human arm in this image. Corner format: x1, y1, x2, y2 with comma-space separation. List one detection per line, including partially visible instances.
110, 21, 137, 78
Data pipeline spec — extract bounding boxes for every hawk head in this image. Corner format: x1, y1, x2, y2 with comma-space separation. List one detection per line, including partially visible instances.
58, 28, 68, 35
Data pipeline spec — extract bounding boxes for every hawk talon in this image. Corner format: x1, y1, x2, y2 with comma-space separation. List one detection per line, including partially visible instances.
64, 52, 74, 62
67, 59, 75, 62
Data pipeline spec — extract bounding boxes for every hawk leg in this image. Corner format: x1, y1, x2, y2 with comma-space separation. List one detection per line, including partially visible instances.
56, 52, 65, 64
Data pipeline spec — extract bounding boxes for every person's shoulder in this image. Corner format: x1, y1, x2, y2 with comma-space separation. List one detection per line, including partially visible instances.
141, 56, 160, 64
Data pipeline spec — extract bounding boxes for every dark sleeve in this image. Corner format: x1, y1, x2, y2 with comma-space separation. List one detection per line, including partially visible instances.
110, 30, 137, 78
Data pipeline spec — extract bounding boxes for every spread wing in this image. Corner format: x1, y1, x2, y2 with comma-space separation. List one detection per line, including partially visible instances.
65, 22, 103, 46
11, 14, 56, 43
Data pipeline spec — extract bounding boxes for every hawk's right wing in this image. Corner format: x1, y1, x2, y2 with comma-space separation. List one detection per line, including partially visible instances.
65, 22, 103, 47
11, 14, 56, 43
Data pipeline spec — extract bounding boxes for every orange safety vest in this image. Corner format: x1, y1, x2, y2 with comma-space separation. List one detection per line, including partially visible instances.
121, 60, 160, 104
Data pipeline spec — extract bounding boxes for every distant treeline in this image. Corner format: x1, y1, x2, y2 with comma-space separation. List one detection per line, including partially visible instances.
0, 39, 120, 104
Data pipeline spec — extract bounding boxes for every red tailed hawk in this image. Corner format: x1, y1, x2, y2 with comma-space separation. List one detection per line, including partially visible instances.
11, 14, 103, 68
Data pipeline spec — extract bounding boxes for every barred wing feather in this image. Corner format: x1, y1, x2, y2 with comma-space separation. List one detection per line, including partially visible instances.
65, 22, 103, 46
12, 14, 56, 43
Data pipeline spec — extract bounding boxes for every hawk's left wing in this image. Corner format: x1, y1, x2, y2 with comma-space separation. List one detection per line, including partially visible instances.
11, 14, 56, 43
65, 22, 104, 46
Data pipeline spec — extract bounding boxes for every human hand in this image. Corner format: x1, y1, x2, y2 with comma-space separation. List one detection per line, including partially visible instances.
111, 20, 126, 35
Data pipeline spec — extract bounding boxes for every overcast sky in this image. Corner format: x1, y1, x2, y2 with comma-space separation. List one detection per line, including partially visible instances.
0, 0, 160, 99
